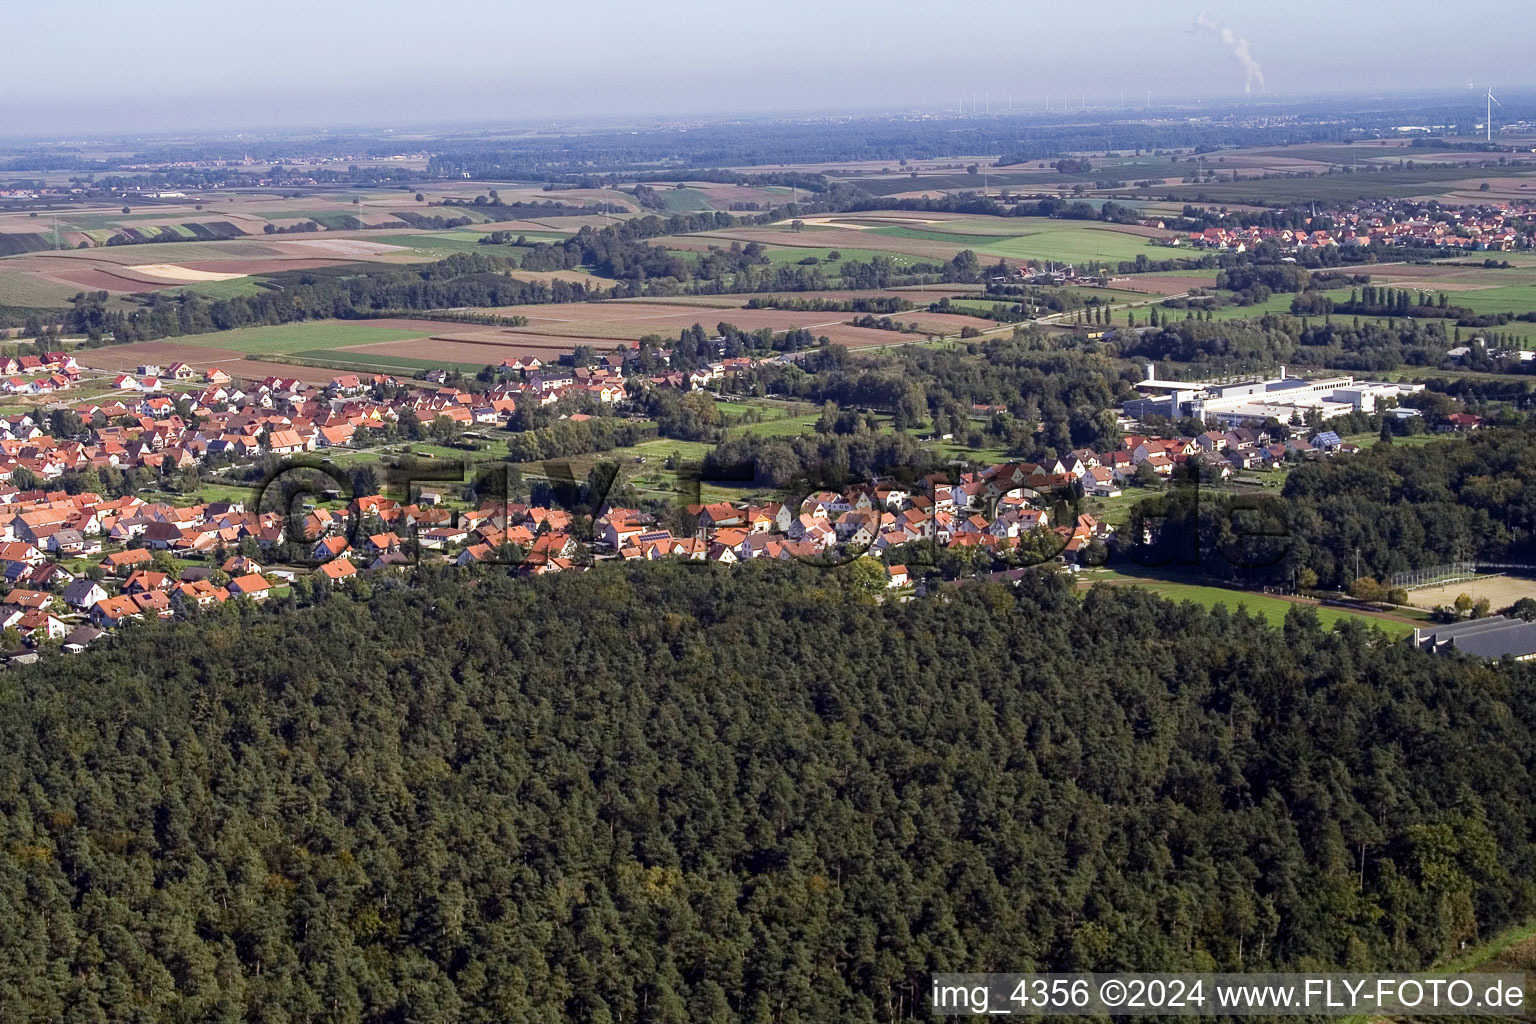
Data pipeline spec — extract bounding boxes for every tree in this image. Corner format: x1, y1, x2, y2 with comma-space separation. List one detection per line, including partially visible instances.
847, 556, 887, 595
350, 464, 380, 499
1348, 576, 1383, 604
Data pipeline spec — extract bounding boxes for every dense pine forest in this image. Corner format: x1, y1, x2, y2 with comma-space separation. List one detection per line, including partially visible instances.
0, 562, 1532, 1022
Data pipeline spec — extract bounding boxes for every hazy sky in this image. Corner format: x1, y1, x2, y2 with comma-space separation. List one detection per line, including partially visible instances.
5, 0, 1533, 135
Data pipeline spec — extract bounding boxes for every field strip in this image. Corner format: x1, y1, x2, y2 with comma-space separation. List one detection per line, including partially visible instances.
127, 263, 247, 282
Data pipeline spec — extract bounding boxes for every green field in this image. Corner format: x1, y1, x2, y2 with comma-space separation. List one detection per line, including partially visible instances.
658, 188, 714, 213
869, 226, 1030, 247
0, 272, 87, 307
173, 321, 426, 355
1088, 575, 1415, 636
759, 245, 923, 268
972, 224, 1164, 264
177, 277, 274, 300
1197, 286, 1354, 322
286, 350, 487, 375
366, 232, 495, 258
1444, 284, 1536, 316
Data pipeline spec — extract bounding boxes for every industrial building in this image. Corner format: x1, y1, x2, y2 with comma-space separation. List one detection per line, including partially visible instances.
1122, 364, 1424, 428
1413, 616, 1536, 662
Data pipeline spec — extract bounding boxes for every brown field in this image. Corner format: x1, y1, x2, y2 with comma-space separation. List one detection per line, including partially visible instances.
183, 257, 361, 275
45, 266, 170, 292
72, 340, 336, 385
814, 323, 977, 348
602, 295, 750, 309
1112, 274, 1215, 295
1406, 575, 1536, 611
470, 302, 991, 343
55, 241, 290, 266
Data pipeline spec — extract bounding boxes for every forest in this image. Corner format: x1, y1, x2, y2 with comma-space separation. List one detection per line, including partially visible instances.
0, 562, 1532, 1022
1128, 425, 1536, 588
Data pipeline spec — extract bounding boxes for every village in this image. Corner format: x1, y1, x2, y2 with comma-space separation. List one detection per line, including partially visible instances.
0, 346, 1428, 663
0, 299, 1492, 664
1169, 198, 1535, 253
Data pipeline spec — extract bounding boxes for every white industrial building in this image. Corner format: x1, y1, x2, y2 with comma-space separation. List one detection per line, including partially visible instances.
1123, 364, 1423, 427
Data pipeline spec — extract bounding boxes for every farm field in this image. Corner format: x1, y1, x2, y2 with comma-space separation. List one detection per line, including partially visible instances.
970, 223, 1172, 264
70, 340, 338, 384
157, 321, 431, 356
447, 299, 996, 346
683, 215, 1178, 268
1162, 165, 1536, 204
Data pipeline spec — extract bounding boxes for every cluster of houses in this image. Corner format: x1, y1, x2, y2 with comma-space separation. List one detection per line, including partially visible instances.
0, 479, 613, 659
1075, 425, 1369, 490
0, 361, 633, 482
593, 458, 1114, 580
0, 487, 287, 656
0, 351, 81, 396
1171, 202, 1532, 254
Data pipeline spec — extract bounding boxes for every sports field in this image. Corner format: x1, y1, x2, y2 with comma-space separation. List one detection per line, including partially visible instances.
1407, 575, 1536, 612
1087, 576, 1417, 636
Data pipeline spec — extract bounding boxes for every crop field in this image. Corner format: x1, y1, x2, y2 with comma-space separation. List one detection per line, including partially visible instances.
972, 224, 1170, 264
159, 321, 431, 356
336, 337, 579, 365
286, 349, 490, 375
1163, 166, 1536, 204
70, 340, 338, 384
1112, 271, 1220, 295
687, 225, 974, 262
757, 245, 920, 267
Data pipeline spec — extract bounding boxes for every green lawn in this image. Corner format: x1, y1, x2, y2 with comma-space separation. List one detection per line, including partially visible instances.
1183, 287, 1354, 322
728, 412, 824, 439
1085, 573, 1415, 636
166, 322, 427, 356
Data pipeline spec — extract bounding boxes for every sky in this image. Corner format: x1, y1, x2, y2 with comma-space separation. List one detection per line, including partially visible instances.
4, 0, 1534, 135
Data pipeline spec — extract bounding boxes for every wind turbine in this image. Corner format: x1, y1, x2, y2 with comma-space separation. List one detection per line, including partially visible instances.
1485, 87, 1500, 142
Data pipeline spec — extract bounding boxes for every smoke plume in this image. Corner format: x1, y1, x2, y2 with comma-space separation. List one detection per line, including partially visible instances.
1194, 12, 1266, 94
